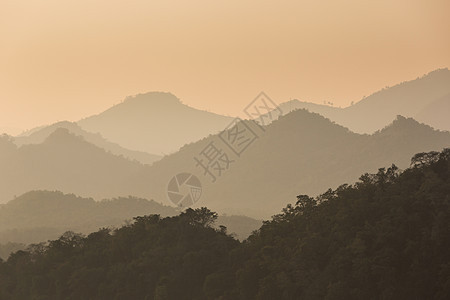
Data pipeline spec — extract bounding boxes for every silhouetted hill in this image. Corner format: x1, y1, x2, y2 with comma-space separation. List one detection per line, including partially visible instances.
2, 110, 449, 219
15, 121, 161, 165
124, 110, 450, 218
230, 149, 450, 298
276, 68, 450, 133
0, 129, 145, 203
0, 191, 260, 245
0, 191, 177, 244
415, 93, 450, 132
77, 92, 234, 154
0, 243, 24, 261
1, 150, 448, 299
278, 99, 342, 120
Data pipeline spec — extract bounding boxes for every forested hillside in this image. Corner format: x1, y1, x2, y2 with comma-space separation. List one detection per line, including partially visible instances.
0, 149, 449, 299
0, 191, 260, 247
130, 111, 450, 219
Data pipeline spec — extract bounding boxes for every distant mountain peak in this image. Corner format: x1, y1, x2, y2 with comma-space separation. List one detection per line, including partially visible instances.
276, 68, 450, 134
271, 108, 351, 134
77, 92, 234, 154
377, 115, 436, 135
121, 92, 182, 107
44, 127, 83, 144
52, 120, 78, 127
391, 115, 422, 126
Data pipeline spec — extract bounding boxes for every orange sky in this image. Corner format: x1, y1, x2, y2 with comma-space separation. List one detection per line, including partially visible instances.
1, 0, 449, 134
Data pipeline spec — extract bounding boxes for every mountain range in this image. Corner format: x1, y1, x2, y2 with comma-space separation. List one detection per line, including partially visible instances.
276, 68, 450, 133
1, 69, 449, 220
77, 92, 235, 155
0, 190, 261, 246
14, 69, 449, 164
14, 121, 161, 165
124, 111, 450, 218
3, 108, 448, 219
0, 129, 144, 202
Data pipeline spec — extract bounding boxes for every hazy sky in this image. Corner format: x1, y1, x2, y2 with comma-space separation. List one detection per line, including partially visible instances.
1, 0, 449, 134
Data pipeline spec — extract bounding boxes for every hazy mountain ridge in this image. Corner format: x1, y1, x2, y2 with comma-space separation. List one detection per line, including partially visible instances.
0, 191, 177, 244
415, 93, 450, 132
0, 129, 145, 203
277, 68, 450, 133
121, 110, 450, 218
2, 108, 449, 219
77, 92, 235, 154
14, 121, 161, 165
0, 190, 261, 246
1, 150, 448, 299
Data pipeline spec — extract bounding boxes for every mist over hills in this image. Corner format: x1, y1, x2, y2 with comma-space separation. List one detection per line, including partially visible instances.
77, 92, 235, 155
0, 191, 261, 247
415, 93, 450, 132
0, 191, 176, 244
2, 107, 449, 219
1, 150, 448, 299
1, 69, 450, 220
14, 121, 161, 165
122, 110, 450, 219
0, 129, 144, 203
278, 68, 450, 133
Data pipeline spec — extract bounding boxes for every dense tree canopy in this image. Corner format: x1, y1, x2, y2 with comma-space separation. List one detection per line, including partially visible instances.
233, 149, 450, 299
0, 149, 449, 299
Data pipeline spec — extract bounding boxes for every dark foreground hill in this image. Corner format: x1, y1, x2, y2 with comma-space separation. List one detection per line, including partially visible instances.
1, 149, 448, 299
0, 191, 177, 245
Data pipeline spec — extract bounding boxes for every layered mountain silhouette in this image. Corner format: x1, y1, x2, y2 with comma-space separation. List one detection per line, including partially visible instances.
2, 109, 449, 219
276, 68, 450, 133
122, 110, 450, 219
0, 191, 176, 244
77, 92, 234, 154
415, 93, 450, 132
2, 109, 450, 219
0, 191, 261, 245
0, 129, 145, 203
15, 121, 161, 165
